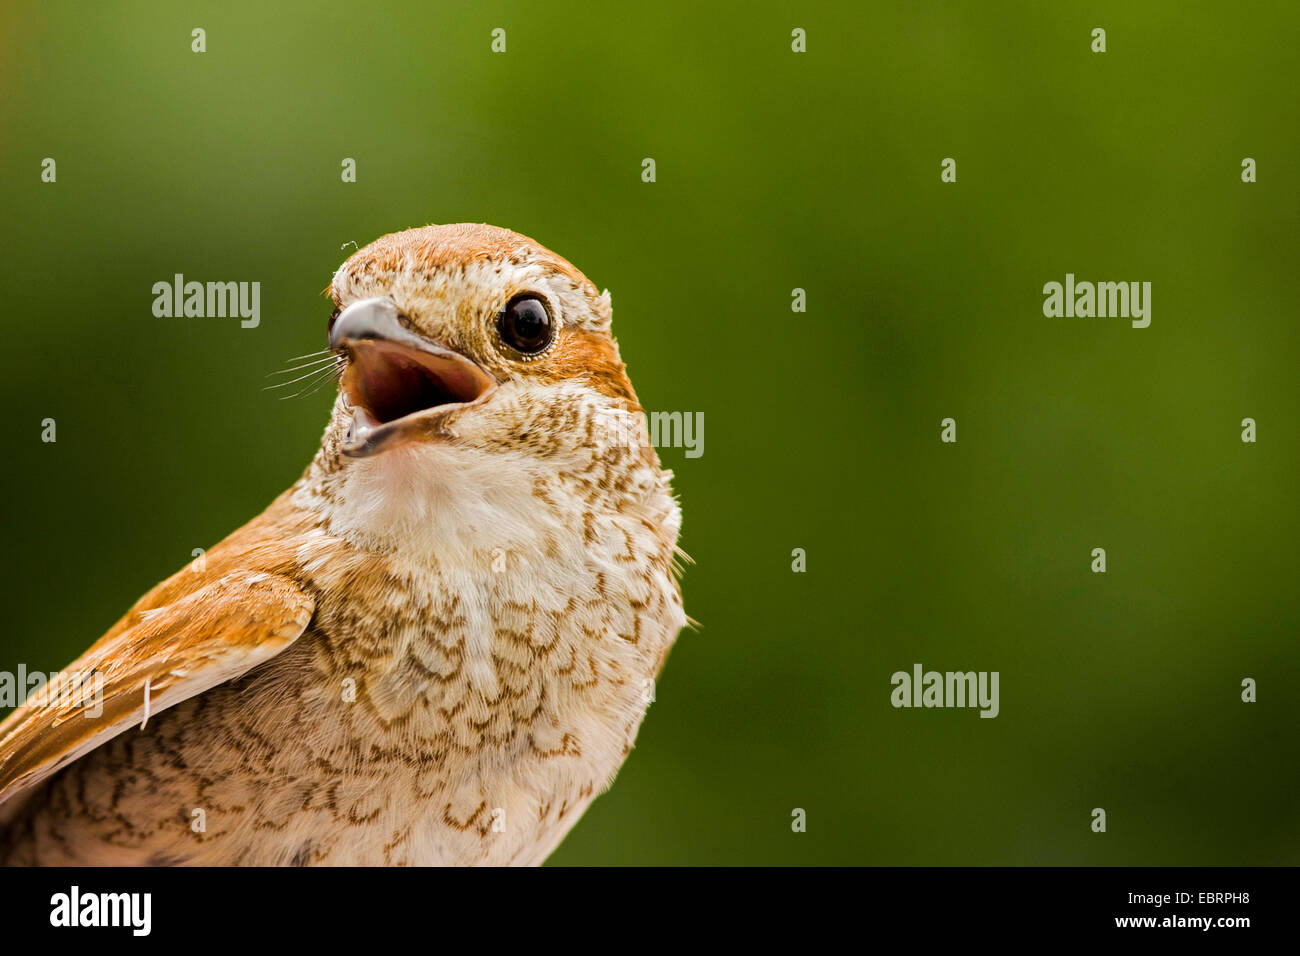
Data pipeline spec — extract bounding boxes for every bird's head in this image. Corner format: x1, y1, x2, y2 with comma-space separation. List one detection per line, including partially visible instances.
322, 223, 644, 463
294, 224, 677, 589
301, 224, 671, 555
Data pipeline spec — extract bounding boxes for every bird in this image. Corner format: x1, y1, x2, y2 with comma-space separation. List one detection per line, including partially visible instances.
0, 223, 686, 865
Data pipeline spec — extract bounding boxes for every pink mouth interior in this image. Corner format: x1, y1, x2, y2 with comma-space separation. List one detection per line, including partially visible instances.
344, 342, 488, 425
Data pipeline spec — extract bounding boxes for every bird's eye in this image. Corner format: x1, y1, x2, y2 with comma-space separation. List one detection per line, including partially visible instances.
497, 295, 555, 356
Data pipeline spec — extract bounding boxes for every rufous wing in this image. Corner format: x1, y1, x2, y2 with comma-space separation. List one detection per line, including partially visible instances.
0, 570, 314, 809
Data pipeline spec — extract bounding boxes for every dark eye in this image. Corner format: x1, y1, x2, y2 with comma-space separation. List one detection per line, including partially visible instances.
497, 295, 554, 355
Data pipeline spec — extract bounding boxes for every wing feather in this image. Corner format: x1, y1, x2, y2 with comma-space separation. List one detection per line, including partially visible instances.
0, 569, 313, 808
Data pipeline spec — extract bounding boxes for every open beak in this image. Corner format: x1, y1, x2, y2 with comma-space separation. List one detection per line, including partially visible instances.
329, 297, 496, 457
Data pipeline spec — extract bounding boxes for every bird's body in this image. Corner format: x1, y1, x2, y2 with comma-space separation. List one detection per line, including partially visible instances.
0, 224, 685, 865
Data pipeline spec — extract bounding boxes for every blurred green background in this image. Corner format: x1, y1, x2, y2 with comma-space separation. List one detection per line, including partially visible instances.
1, 1, 1296, 865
